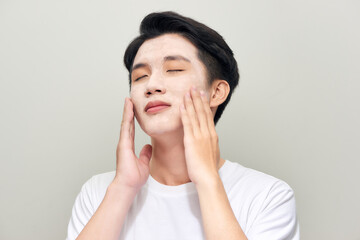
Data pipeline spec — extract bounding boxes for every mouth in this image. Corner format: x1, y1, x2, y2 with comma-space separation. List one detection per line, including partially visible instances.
144, 101, 171, 113
146, 105, 171, 114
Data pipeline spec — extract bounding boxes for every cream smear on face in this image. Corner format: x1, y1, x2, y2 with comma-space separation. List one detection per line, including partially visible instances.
130, 34, 209, 137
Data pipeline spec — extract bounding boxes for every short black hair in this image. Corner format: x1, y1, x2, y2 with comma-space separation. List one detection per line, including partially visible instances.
123, 11, 239, 125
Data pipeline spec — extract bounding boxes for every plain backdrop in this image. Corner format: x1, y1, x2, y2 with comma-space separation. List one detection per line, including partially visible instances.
0, 0, 359, 239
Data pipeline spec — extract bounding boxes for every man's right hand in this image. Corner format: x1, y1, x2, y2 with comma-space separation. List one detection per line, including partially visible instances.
113, 97, 152, 191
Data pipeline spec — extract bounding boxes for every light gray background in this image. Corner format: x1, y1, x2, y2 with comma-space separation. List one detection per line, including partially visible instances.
1, 0, 359, 239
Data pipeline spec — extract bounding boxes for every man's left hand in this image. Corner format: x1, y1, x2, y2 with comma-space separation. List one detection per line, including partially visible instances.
180, 85, 221, 186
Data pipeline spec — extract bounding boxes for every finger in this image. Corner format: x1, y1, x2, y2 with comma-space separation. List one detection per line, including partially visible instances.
200, 92, 218, 140
119, 97, 134, 149
191, 87, 209, 134
184, 89, 200, 137
130, 100, 135, 152
139, 144, 152, 167
180, 103, 193, 139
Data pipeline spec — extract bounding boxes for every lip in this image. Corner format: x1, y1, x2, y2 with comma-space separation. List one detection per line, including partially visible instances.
146, 105, 170, 114
145, 100, 171, 113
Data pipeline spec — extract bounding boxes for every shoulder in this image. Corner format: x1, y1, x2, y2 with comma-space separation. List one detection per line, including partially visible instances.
223, 160, 294, 195
66, 171, 116, 240
222, 160, 296, 218
80, 171, 116, 206
81, 170, 116, 190
89, 171, 116, 187
223, 160, 299, 239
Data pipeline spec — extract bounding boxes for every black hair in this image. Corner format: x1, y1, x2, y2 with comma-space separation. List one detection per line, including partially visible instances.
123, 11, 239, 125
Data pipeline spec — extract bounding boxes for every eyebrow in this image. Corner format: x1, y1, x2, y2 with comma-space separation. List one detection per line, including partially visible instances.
131, 63, 148, 72
163, 55, 191, 63
131, 55, 191, 72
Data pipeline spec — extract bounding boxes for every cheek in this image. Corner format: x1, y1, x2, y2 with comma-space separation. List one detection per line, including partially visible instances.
130, 88, 143, 114
172, 73, 204, 96
130, 86, 142, 101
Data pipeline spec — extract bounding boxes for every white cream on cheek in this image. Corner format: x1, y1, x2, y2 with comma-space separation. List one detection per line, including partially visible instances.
128, 34, 211, 135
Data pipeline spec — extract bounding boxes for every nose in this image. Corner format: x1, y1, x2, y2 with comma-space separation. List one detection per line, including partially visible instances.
145, 72, 166, 97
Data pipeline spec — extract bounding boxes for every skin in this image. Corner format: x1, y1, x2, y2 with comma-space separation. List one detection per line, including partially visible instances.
128, 33, 229, 186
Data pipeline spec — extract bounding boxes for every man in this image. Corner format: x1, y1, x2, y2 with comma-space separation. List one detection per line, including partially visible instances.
66, 11, 299, 240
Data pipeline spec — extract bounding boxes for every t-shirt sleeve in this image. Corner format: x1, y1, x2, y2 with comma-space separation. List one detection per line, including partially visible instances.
66, 176, 97, 240
246, 180, 300, 240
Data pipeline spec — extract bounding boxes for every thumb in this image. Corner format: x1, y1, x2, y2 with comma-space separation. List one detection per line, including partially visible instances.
139, 144, 152, 167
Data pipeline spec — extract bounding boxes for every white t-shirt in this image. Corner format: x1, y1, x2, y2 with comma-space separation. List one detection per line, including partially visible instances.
66, 160, 300, 240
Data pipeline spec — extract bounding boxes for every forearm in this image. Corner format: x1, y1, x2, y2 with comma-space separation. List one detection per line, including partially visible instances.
196, 174, 248, 240
76, 181, 138, 240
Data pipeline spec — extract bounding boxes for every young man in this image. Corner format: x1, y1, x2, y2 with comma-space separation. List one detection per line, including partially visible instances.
66, 11, 299, 240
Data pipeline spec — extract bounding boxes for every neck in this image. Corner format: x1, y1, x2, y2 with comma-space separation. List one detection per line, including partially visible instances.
148, 130, 226, 186
149, 130, 190, 186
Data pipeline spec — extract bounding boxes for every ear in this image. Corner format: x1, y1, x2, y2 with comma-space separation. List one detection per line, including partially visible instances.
209, 80, 230, 114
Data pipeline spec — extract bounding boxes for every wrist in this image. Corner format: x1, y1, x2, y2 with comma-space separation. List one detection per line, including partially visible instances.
107, 180, 139, 198
194, 172, 222, 189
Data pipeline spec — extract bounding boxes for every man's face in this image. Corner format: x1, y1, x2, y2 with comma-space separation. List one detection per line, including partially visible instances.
130, 33, 210, 137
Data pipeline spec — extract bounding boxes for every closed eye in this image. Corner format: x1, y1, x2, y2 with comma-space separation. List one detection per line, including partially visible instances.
135, 75, 148, 81
167, 69, 184, 72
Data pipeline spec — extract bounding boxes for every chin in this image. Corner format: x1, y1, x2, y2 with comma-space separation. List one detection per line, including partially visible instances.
138, 117, 183, 137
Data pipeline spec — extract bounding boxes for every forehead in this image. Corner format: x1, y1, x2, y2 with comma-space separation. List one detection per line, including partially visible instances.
133, 33, 200, 66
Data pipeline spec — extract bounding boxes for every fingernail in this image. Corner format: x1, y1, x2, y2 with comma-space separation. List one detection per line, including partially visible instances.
186, 92, 190, 98
192, 86, 197, 91
200, 90, 205, 96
